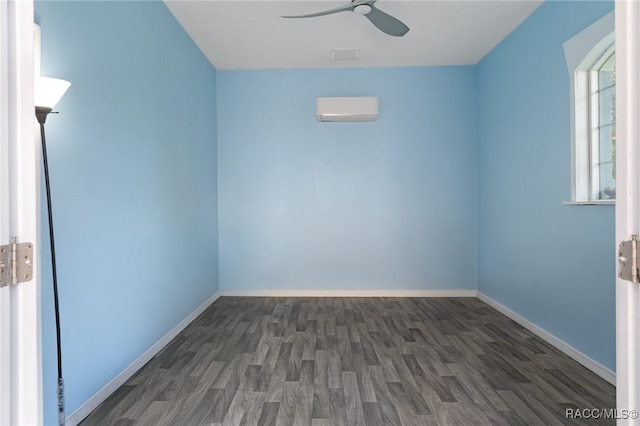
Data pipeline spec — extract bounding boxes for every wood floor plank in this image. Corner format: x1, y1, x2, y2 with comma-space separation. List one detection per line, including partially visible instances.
292, 360, 314, 426
81, 297, 616, 426
256, 402, 279, 426
498, 389, 564, 426
386, 381, 422, 424
358, 365, 378, 403
212, 352, 252, 390
275, 382, 297, 426
326, 335, 342, 389
222, 388, 254, 425
328, 388, 347, 426
445, 362, 511, 412
186, 388, 220, 425
80, 384, 135, 426
168, 361, 227, 422
336, 326, 354, 373
368, 365, 402, 425
285, 334, 304, 382
142, 375, 199, 423
342, 371, 366, 426
311, 349, 330, 420
361, 401, 385, 426
121, 369, 172, 420
239, 392, 268, 426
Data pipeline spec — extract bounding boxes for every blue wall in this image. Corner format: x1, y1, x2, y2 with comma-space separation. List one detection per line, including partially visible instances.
217, 67, 478, 291
477, 1, 615, 370
35, 1, 218, 423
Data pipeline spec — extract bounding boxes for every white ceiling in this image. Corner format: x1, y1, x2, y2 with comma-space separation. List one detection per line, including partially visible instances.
164, 1, 543, 70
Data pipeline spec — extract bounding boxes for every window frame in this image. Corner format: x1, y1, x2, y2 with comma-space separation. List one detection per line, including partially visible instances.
563, 11, 615, 205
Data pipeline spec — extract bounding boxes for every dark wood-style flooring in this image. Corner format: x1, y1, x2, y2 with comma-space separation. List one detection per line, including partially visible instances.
80, 297, 615, 425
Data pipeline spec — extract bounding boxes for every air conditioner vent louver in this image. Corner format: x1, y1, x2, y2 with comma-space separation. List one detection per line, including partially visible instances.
316, 97, 379, 122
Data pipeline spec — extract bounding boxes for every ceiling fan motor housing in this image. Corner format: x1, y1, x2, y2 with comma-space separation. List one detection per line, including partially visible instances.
354, 4, 373, 15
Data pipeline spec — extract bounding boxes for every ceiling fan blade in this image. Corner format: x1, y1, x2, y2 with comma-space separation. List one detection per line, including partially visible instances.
281, 3, 355, 19
364, 5, 409, 37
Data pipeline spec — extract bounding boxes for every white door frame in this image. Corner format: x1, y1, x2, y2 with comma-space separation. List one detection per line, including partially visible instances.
0, 1, 636, 425
615, 0, 640, 422
0, 0, 42, 424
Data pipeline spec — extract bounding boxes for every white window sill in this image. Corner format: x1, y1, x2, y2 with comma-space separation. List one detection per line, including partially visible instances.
563, 200, 615, 206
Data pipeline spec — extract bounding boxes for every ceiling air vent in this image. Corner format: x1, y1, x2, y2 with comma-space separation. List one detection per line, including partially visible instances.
331, 48, 360, 61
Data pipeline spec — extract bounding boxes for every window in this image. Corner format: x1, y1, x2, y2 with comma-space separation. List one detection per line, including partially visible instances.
563, 12, 615, 204
590, 48, 616, 200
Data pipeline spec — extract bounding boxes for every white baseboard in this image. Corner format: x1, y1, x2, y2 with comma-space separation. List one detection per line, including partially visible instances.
477, 292, 616, 385
65, 291, 221, 426
218, 289, 479, 298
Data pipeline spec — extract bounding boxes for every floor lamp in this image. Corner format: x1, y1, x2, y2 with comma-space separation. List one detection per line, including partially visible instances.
35, 76, 71, 426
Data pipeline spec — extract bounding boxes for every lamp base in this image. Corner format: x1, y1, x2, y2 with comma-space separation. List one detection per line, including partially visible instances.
35, 106, 53, 124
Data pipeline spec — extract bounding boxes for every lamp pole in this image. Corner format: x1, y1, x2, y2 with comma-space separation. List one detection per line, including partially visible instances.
35, 106, 65, 426
35, 76, 70, 426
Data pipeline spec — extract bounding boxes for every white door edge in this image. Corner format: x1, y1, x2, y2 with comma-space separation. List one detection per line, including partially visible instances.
1, 0, 42, 424
615, 0, 640, 422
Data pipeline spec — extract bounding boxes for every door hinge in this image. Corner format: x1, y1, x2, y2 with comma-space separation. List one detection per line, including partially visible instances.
619, 235, 640, 283
0, 238, 33, 288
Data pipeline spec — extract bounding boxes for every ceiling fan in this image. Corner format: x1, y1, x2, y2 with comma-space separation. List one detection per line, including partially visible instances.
281, 0, 410, 37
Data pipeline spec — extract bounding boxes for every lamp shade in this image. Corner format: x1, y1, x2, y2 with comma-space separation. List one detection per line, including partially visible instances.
35, 77, 70, 109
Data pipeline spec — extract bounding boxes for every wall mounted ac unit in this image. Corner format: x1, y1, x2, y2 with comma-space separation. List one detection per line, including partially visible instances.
316, 97, 379, 122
